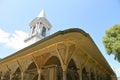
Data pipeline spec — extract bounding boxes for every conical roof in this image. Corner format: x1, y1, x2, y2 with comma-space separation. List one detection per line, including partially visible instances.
37, 9, 46, 18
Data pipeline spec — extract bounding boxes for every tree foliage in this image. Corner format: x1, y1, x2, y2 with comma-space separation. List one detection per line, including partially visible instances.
103, 24, 120, 62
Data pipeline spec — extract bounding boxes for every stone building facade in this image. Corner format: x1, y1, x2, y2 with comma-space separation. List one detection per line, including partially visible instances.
0, 10, 116, 80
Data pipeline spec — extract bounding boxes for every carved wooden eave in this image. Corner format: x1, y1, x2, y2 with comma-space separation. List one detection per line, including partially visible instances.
0, 28, 116, 76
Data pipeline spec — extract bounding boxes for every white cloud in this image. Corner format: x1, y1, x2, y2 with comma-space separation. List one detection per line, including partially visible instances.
0, 29, 10, 43
0, 28, 29, 50
116, 67, 120, 72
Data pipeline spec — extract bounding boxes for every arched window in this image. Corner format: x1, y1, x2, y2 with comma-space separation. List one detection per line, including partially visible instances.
41, 27, 46, 37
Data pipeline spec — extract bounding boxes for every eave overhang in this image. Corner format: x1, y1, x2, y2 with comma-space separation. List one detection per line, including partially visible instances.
0, 28, 115, 75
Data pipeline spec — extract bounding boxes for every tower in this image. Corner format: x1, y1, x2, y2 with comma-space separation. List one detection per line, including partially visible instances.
24, 10, 52, 44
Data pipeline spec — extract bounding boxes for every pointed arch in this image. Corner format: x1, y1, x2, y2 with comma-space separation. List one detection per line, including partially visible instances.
90, 72, 95, 80
82, 67, 89, 80
32, 75, 38, 80
42, 53, 61, 67
42, 56, 62, 80
44, 56, 61, 66
25, 62, 38, 80
3, 71, 10, 80
12, 67, 21, 80
67, 59, 79, 80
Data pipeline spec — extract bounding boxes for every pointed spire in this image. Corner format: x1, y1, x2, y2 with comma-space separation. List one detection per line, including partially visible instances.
37, 9, 46, 18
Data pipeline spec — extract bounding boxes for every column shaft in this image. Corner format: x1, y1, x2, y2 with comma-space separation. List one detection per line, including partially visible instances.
38, 70, 41, 80
63, 71, 67, 80
62, 65, 67, 80
10, 74, 12, 80
21, 72, 24, 80
80, 71, 82, 80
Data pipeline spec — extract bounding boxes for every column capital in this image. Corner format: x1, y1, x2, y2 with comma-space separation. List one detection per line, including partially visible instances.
62, 64, 67, 71
38, 69, 42, 74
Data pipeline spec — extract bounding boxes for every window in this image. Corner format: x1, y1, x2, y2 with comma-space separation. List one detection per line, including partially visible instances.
40, 22, 42, 24
32, 26, 36, 34
41, 26, 46, 37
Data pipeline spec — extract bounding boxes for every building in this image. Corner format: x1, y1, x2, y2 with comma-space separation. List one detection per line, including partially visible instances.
0, 10, 117, 80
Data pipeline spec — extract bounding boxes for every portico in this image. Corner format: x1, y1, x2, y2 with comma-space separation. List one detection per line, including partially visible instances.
0, 28, 116, 80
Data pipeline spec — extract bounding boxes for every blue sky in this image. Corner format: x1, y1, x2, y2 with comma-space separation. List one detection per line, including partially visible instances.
0, 0, 120, 77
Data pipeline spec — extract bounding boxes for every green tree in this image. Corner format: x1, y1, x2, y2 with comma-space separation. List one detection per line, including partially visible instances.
103, 24, 120, 62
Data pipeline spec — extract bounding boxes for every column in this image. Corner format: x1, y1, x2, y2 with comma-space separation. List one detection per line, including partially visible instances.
38, 70, 41, 80
21, 72, 24, 80
77, 68, 82, 80
48, 68, 53, 80
1, 76, 4, 80
10, 74, 13, 80
62, 65, 67, 80
63, 71, 66, 80
40, 23, 43, 34
79, 71, 82, 80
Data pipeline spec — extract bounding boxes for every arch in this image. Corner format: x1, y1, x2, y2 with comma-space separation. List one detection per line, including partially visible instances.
32, 75, 45, 80
26, 62, 37, 71
96, 70, 100, 80
72, 52, 82, 68
67, 59, 77, 70
42, 53, 61, 67
42, 56, 62, 80
90, 72, 95, 80
3, 71, 10, 80
41, 26, 46, 37
89, 66, 96, 80
67, 59, 79, 80
25, 62, 38, 80
32, 75, 38, 80
0, 66, 10, 80
44, 56, 61, 66
12, 68, 21, 80
82, 67, 89, 80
